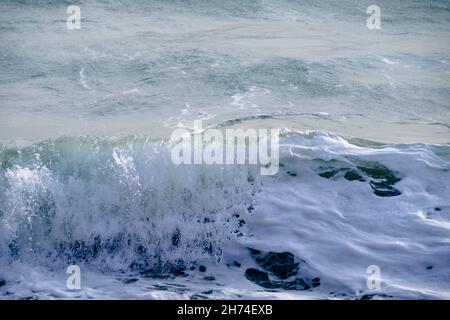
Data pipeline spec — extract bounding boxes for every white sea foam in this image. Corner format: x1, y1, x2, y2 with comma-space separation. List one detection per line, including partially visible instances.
0, 132, 449, 299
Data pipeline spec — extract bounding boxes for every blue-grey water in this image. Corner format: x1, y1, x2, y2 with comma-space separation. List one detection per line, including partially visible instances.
0, 0, 450, 299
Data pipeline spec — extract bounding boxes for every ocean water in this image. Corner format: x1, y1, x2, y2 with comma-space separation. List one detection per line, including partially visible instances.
0, 0, 450, 299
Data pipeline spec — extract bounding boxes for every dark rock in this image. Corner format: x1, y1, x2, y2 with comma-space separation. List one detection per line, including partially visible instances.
280, 278, 310, 290
358, 163, 402, 197
245, 268, 269, 283
357, 163, 400, 183
233, 261, 241, 268
369, 181, 402, 197
318, 169, 339, 179
0, 279, 5, 287
317, 162, 402, 197
245, 268, 319, 291
344, 170, 365, 182
199, 265, 207, 273
246, 249, 321, 291
204, 276, 215, 281
246, 268, 269, 282
251, 250, 299, 279
245, 268, 278, 289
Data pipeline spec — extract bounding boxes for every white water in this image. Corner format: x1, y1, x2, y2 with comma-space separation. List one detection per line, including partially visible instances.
0, 132, 449, 299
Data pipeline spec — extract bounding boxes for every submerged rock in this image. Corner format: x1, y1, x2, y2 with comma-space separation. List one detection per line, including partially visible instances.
245, 268, 278, 289
358, 163, 401, 197
245, 267, 320, 291
250, 250, 299, 280
369, 181, 401, 197
318, 169, 340, 179
245, 248, 321, 291
279, 278, 311, 290
344, 170, 365, 182
317, 162, 402, 197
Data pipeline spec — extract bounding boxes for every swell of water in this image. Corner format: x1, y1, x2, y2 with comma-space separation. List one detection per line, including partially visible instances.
0, 136, 259, 271
0, 132, 449, 299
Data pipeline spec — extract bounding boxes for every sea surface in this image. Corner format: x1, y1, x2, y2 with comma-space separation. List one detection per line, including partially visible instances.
0, 0, 449, 299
